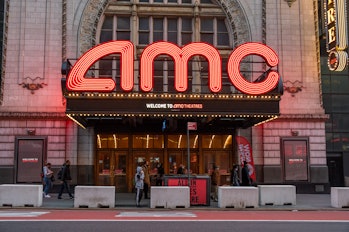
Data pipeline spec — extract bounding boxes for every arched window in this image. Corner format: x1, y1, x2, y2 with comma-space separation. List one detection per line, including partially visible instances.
96, 0, 234, 94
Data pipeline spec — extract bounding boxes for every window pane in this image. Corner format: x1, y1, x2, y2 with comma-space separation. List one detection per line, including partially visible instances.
139, 17, 149, 30
182, 0, 192, 3
153, 18, 163, 42
99, 59, 112, 76
139, 18, 149, 45
100, 32, 112, 43
182, 18, 192, 31
117, 32, 130, 40
182, 33, 192, 45
102, 16, 113, 30
139, 33, 149, 44
168, 18, 177, 31
100, 16, 113, 42
168, 18, 177, 43
168, 0, 177, 2
201, 33, 213, 45
217, 33, 229, 46
117, 17, 130, 30
201, 18, 213, 31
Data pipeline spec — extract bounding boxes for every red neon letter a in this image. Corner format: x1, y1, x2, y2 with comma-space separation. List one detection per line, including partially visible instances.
66, 41, 134, 92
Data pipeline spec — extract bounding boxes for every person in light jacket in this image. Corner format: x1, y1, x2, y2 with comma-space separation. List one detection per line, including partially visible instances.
135, 166, 144, 207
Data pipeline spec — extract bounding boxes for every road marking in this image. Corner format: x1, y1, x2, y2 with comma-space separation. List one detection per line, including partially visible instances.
0, 211, 49, 217
116, 211, 197, 217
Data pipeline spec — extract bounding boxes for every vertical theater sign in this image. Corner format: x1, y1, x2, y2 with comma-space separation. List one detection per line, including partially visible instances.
325, 0, 348, 71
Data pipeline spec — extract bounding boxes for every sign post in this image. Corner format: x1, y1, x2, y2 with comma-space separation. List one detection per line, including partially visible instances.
187, 122, 197, 187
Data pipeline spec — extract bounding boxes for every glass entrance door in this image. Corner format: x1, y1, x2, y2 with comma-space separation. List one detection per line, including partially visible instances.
97, 150, 127, 192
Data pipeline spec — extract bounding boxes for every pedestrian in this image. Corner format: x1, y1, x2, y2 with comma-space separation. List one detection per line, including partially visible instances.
135, 165, 144, 207
211, 165, 220, 201
231, 164, 240, 186
155, 162, 164, 186
58, 160, 74, 199
43, 162, 54, 198
177, 164, 185, 175
241, 161, 252, 186
142, 160, 150, 199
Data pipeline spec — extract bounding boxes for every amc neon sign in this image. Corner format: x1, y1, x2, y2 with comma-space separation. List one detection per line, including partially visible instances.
66, 41, 280, 95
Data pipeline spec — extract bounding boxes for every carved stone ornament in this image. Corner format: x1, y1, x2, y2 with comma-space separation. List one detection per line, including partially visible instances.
19, 76, 47, 94
284, 0, 297, 7
283, 80, 303, 97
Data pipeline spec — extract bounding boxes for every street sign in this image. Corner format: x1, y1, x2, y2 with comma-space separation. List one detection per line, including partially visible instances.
187, 122, 197, 130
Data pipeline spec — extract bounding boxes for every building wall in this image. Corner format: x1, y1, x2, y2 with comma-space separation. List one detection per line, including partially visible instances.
0, 0, 330, 192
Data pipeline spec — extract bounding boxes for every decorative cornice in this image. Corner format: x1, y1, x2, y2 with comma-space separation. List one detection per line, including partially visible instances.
277, 114, 329, 121
0, 112, 67, 119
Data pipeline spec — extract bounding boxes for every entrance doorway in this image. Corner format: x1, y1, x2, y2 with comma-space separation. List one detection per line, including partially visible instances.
96, 150, 127, 192
133, 150, 164, 186
95, 133, 236, 192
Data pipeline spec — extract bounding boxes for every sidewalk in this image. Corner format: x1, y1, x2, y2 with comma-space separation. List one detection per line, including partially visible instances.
40, 193, 339, 211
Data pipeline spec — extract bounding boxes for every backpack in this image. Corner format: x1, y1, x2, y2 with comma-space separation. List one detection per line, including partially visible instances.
57, 167, 63, 180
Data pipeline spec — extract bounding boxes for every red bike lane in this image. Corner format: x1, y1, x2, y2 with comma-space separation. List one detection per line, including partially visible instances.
0, 209, 348, 221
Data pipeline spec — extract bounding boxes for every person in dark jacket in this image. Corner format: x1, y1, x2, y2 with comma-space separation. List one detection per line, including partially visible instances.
156, 162, 164, 186
231, 164, 240, 186
58, 160, 74, 199
241, 161, 252, 186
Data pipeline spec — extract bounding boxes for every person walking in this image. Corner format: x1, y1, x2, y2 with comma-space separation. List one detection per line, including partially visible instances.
231, 164, 240, 186
177, 164, 185, 175
211, 165, 220, 202
142, 160, 150, 199
241, 161, 252, 186
58, 160, 74, 199
135, 166, 144, 207
43, 162, 54, 198
155, 162, 164, 186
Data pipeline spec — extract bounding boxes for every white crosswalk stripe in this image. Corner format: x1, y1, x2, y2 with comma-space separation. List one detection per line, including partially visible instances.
0, 211, 49, 217
116, 211, 196, 217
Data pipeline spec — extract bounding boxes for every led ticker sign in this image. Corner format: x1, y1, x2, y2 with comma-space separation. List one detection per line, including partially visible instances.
324, 0, 348, 71
66, 41, 280, 95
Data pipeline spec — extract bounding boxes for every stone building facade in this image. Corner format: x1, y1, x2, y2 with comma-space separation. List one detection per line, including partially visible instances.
0, 0, 330, 193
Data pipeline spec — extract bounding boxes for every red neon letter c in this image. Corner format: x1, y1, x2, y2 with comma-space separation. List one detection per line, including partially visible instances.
227, 42, 279, 95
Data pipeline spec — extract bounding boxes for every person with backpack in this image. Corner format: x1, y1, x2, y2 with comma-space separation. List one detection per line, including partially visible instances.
135, 165, 144, 207
57, 160, 74, 199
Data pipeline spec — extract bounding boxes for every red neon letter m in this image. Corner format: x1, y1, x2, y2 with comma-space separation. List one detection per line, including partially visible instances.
140, 42, 222, 93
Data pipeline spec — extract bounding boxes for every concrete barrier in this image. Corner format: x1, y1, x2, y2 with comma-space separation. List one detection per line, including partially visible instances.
0, 184, 43, 207
331, 187, 349, 208
218, 186, 259, 208
258, 185, 296, 206
150, 186, 190, 208
74, 186, 115, 208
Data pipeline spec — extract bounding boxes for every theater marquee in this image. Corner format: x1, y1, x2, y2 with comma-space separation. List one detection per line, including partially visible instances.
62, 41, 282, 129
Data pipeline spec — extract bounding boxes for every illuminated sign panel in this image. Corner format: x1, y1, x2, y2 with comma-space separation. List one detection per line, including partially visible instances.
324, 0, 348, 71
66, 41, 280, 95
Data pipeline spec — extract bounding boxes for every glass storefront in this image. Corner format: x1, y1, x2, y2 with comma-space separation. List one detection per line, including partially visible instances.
96, 133, 235, 192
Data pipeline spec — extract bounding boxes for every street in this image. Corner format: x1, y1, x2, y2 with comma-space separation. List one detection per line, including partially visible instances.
0, 209, 348, 232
